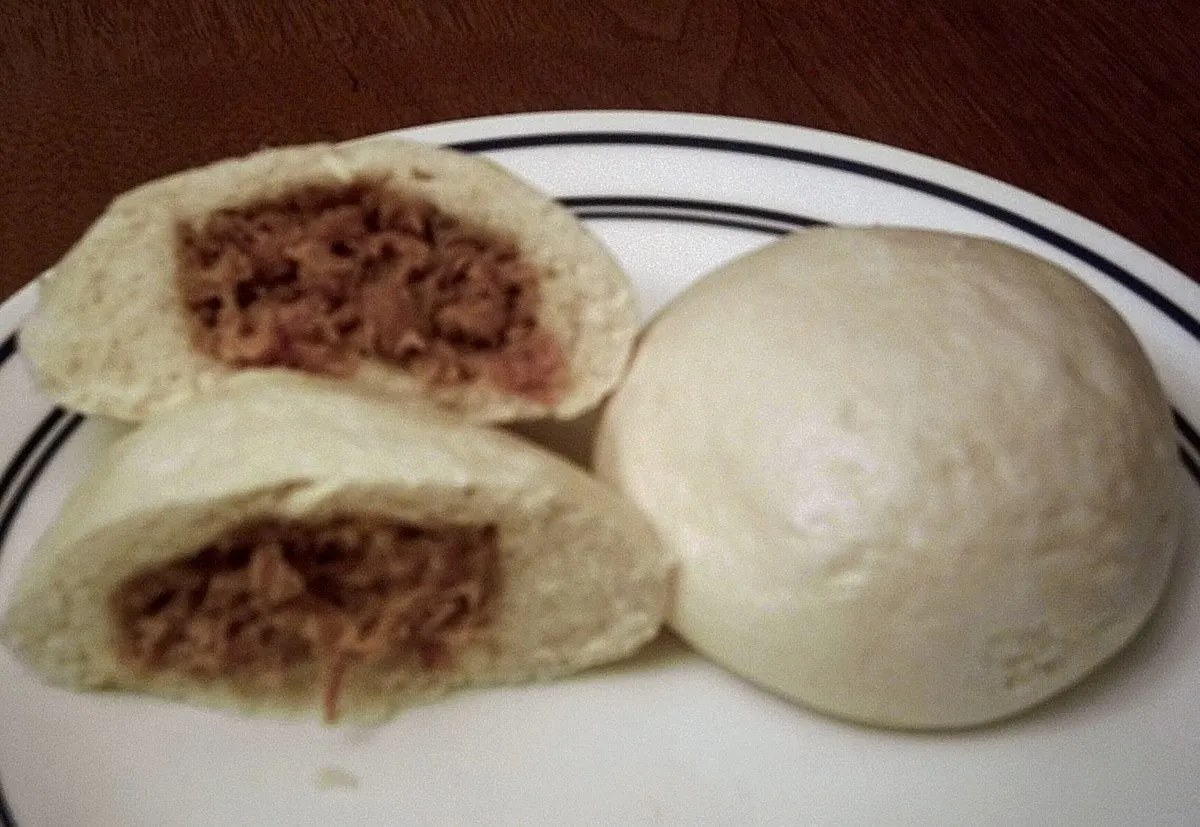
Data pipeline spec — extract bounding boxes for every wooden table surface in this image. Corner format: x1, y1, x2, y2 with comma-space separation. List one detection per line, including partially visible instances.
3, 1, 1197, 303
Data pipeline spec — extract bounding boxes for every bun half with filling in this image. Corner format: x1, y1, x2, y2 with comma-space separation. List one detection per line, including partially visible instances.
20, 139, 638, 423
2, 375, 672, 723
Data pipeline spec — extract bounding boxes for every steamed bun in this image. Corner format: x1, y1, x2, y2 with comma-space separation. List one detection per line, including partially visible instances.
595, 227, 1181, 729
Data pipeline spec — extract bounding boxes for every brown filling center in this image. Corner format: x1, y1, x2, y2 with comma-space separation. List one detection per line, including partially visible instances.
111, 516, 501, 722
176, 180, 567, 403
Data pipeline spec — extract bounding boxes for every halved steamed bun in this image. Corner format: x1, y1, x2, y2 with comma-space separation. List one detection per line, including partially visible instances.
20, 140, 638, 423
2, 374, 672, 724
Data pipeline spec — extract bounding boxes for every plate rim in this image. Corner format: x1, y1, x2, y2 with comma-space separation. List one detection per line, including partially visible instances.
395, 110, 1197, 296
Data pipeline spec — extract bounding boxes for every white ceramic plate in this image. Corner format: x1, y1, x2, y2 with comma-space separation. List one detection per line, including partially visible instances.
1, 112, 1198, 827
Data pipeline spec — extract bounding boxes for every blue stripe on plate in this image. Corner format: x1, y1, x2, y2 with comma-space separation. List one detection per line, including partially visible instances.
0, 410, 66, 519
0, 412, 84, 554
454, 133, 1200, 345
0, 334, 15, 372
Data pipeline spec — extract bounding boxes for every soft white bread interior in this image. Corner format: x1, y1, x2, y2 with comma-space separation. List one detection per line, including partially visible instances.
595, 226, 1182, 730
19, 139, 638, 423
1, 374, 672, 723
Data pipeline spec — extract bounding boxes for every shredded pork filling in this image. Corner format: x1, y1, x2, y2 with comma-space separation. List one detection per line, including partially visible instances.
176, 180, 567, 402
111, 516, 501, 721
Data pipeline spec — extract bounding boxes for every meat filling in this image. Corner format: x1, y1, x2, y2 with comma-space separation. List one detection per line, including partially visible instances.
111, 516, 501, 722
176, 180, 567, 403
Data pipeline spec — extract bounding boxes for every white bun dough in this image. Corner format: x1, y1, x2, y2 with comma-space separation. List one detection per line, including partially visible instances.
595, 227, 1182, 729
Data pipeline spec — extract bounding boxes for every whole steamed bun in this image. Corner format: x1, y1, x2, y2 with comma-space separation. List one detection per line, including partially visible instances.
595, 227, 1182, 730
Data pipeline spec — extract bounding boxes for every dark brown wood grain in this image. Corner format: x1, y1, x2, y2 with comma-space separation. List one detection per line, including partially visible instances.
2, 0, 1197, 302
